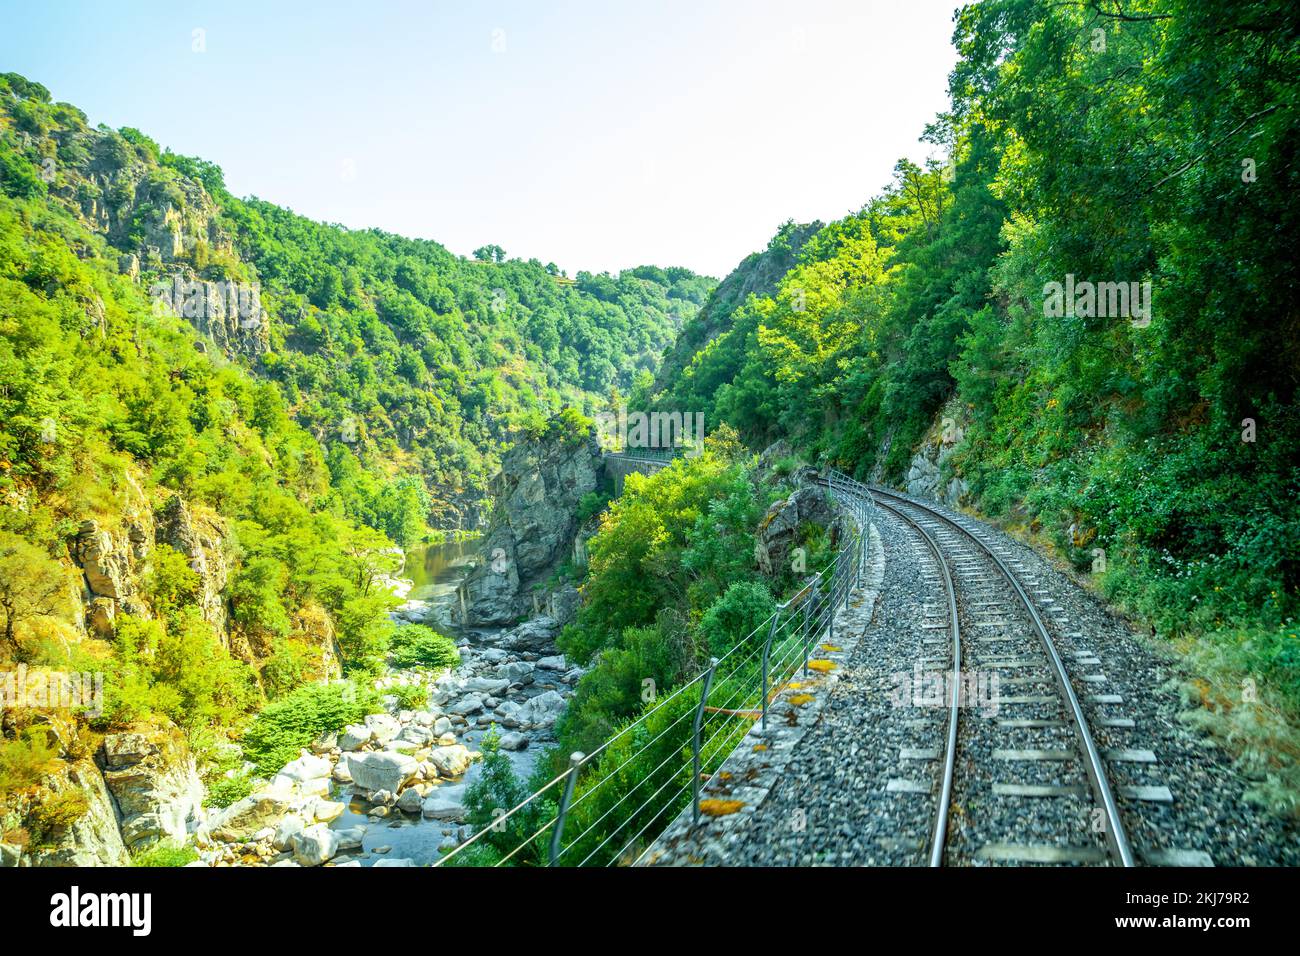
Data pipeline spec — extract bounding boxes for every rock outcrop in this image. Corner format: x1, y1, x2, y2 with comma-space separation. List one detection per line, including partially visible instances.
904, 400, 970, 507
72, 502, 154, 629
154, 495, 229, 635
33, 119, 267, 359
461, 424, 604, 625
100, 725, 205, 850
148, 275, 269, 357
23, 758, 131, 867
754, 482, 837, 577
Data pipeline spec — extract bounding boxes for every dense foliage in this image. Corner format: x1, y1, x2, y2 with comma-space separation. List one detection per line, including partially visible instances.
240, 681, 378, 777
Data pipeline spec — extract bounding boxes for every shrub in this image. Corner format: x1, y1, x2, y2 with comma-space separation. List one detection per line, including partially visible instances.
388, 623, 460, 670
132, 841, 198, 867
205, 773, 254, 809
698, 580, 776, 659
390, 682, 429, 709
26, 790, 88, 846
459, 727, 541, 865
0, 730, 60, 801
260, 638, 314, 701
576, 490, 608, 524
241, 681, 376, 776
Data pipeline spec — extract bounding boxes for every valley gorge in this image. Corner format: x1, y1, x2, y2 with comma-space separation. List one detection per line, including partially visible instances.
2, 0, 1298, 882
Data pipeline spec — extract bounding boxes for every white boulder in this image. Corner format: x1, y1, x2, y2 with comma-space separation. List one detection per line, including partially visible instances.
291, 824, 339, 866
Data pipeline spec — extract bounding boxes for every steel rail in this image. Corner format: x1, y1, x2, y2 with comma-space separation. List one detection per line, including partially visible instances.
870, 487, 1135, 868
870, 496, 962, 867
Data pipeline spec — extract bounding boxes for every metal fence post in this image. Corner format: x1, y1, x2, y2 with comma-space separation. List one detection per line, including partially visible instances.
829, 570, 836, 647
549, 751, 583, 866
802, 587, 814, 676
692, 657, 719, 827
761, 612, 781, 731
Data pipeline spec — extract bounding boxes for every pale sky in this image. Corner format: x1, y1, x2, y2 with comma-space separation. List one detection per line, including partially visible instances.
0, 0, 961, 278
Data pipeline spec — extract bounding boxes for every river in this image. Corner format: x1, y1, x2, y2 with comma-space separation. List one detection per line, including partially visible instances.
398, 537, 478, 629
326, 536, 553, 866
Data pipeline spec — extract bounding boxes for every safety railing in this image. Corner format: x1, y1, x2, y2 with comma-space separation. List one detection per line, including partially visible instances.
606, 445, 683, 464
434, 469, 875, 867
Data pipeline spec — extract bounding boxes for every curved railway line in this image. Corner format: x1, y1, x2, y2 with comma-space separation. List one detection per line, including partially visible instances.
866, 486, 1137, 866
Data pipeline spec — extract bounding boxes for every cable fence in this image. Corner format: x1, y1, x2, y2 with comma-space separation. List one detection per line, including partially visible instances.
435, 469, 875, 867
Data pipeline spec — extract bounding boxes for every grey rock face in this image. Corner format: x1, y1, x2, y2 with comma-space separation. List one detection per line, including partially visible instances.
208, 788, 295, 843
545, 584, 582, 625
25, 759, 130, 867
461, 425, 604, 625
149, 274, 269, 357
73, 516, 151, 623
904, 401, 969, 508
100, 725, 205, 850
754, 485, 836, 576
499, 616, 561, 652
153, 495, 229, 634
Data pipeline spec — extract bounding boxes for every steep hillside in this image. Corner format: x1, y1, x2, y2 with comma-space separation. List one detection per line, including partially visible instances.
0, 71, 715, 532
652, 219, 819, 402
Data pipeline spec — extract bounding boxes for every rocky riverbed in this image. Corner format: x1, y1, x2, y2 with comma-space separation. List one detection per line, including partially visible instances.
192, 614, 582, 867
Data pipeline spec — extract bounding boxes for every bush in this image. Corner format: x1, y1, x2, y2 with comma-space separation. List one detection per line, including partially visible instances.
388, 623, 460, 670
390, 682, 429, 709
205, 773, 254, 809
698, 580, 776, 659
260, 638, 314, 701
0, 730, 60, 801
576, 490, 609, 524
132, 841, 198, 867
241, 681, 377, 776
459, 727, 541, 865
27, 790, 88, 846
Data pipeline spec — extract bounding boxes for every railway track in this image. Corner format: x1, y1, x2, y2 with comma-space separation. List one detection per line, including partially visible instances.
867, 486, 1137, 867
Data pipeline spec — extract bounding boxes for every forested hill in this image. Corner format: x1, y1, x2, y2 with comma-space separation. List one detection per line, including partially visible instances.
0, 70, 715, 532
652, 0, 1300, 768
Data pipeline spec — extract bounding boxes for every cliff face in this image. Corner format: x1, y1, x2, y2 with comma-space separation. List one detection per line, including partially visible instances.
902, 399, 970, 508
26, 117, 268, 359
461, 427, 604, 626
1, 718, 206, 867
100, 727, 205, 851
70, 491, 227, 638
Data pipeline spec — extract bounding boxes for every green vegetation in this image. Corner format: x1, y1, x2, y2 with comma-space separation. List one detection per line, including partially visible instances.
131, 840, 198, 867
460, 430, 836, 863
388, 622, 460, 670
654, 0, 1300, 812
389, 682, 430, 710
555, 428, 781, 753
25, 789, 88, 847
0, 69, 711, 804
204, 773, 254, 810
456, 726, 539, 865
239, 682, 377, 777
0, 730, 60, 802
